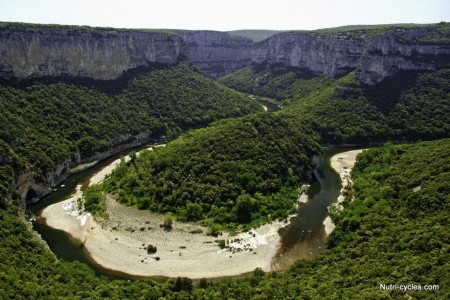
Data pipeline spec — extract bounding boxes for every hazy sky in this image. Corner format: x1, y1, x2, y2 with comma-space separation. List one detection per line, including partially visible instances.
0, 0, 449, 31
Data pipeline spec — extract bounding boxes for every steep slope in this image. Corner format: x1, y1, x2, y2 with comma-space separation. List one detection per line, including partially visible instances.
0, 65, 261, 204
220, 67, 450, 145
282, 69, 450, 144
0, 22, 182, 81
177, 30, 254, 79
252, 23, 450, 84
1, 22, 449, 83
1, 139, 448, 299
218, 66, 334, 100
103, 113, 321, 229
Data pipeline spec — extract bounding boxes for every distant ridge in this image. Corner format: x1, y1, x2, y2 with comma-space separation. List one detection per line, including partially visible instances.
227, 29, 284, 42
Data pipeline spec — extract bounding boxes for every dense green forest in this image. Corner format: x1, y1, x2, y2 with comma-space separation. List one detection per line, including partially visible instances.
0, 64, 261, 197
283, 69, 450, 144
221, 67, 450, 144
97, 67, 450, 231
1, 21, 450, 298
1, 139, 448, 299
103, 113, 321, 230
218, 66, 332, 100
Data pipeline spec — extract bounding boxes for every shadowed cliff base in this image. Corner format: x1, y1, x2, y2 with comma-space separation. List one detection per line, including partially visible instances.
0, 62, 181, 94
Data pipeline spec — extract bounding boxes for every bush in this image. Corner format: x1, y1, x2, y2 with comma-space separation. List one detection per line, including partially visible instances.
147, 244, 157, 254
161, 216, 173, 229
208, 225, 222, 237
215, 239, 226, 249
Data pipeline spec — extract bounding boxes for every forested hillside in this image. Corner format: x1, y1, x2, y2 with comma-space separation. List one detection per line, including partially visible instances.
100, 67, 450, 232
283, 69, 450, 144
1, 20, 449, 300
221, 67, 450, 144
103, 113, 321, 230
1, 139, 448, 299
0, 64, 261, 198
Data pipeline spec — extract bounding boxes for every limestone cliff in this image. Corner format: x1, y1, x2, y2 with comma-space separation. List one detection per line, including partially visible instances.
253, 28, 450, 84
15, 131, 157, 205
2, 23, 449, 206
178, 30, 254, 79
1, 23, 449, 84
0, 26, 182, 80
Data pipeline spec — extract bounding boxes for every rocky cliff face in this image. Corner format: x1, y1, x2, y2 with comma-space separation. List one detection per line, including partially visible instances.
15, 131, 156, 205
1, 24, 449, 85
0, 27, 183, 80
179, 31, 254, 79
358, 29, 450, 84
252, 33, 364, 77
253, 28, 450, 84
2, 24, 449, 205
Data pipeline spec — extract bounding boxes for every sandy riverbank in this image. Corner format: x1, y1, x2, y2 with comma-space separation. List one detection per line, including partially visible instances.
41, 145, 287, 278
323, 149, 365, 235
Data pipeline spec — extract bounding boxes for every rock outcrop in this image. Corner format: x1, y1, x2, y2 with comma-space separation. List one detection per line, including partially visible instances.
0, 26, 182, 81
1, 24, 449, 205
14, 131, 158, 205
1, 24, 449, 84
179, 31, 254, 79
253, 28, 450, 84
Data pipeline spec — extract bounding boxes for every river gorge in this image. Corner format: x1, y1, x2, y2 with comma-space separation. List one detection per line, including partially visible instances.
28, 145, 363, 279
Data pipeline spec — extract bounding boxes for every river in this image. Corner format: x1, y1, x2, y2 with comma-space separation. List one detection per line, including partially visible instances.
272, 148, 345, 270
256, 98, 282, 112
28, 145, 352, 278
28, 145, 153, 275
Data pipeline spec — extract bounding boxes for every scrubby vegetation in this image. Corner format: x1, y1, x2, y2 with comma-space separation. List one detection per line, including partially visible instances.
1, 139, 448, 298
1, 21, 450, 299
103, 113, 321, 230
0, 64, 261, 197
147, 244, 157, 254
83, 185, 105, 217
283, 69, 450, 144
161, 217, 173, 229
0, 21, 177, 35
289, 22, 450, 43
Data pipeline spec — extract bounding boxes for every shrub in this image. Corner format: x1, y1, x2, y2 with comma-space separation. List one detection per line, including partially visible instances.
147, 244, 157, 254
161, 216, 173, 229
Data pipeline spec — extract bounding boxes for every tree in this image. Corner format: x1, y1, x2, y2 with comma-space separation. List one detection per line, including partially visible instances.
186, 202, 203, 221
161, 216, 173, 229
234, 194, 256, 223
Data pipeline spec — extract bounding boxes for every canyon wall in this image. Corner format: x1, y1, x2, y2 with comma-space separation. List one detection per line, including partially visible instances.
179, 30, 254, 79
1, 23, 449, 205
0, 26, 183, 80
252, 28, 450, 84
1, 24, 449, 84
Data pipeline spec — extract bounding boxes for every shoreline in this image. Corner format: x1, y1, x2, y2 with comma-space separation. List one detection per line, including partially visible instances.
42, 196, 285, 278
40, 147, 289, 279
323, 149, 365, 235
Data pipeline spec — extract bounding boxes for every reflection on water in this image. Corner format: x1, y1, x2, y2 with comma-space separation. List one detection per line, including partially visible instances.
272, 149, 343, 271
27, 145, 152, 277
28, 145, 350, 278
256, 98, 281, 112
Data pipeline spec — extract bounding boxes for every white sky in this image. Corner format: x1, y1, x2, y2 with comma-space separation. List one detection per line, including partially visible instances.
0, 0, 449, 31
